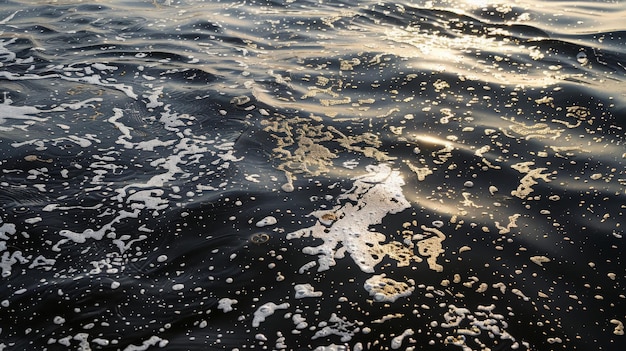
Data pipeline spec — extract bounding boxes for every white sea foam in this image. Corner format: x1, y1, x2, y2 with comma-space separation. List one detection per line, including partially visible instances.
286, 164, 410, 273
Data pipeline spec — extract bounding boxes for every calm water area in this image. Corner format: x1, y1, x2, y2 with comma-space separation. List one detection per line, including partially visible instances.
1, 0, 625, 350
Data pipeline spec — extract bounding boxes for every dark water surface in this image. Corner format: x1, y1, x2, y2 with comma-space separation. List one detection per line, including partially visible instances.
1, 0, 625, 350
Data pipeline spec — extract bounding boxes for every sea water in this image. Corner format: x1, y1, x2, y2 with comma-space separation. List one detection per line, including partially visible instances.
0, 0, 625, 350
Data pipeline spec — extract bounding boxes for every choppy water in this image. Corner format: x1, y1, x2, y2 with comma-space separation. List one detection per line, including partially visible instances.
1, 0, 625, 350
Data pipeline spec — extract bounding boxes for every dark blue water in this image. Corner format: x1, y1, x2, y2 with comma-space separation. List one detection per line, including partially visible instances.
1, 0, 625, 350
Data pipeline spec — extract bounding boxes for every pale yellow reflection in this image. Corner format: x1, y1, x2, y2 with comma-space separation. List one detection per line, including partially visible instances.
404, 192, 462, 217
412, 134, 453, 148
382, 25, 567, 88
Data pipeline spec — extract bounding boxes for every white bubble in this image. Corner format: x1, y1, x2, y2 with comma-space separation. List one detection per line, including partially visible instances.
255, 216, 277, 227
252, 302, 290, 327
217, 298, 238, 312
432, 220, 444, 228
281, 182, 294, 192
294, 284, 323, 299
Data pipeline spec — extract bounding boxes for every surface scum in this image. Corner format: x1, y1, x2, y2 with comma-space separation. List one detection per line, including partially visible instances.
0, 0, 625, 350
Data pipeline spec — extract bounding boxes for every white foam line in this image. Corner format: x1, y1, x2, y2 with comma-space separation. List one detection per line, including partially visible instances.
52, 209, 140, 251
43, 204, 104, 212
0, 10, 19, 24
0, 71, 137, 99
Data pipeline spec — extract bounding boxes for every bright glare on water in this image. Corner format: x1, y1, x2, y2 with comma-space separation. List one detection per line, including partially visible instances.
0, 0, 625, 350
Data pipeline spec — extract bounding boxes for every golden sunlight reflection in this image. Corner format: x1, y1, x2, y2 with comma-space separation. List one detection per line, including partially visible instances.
381, 25, 567, 87
460, 0, 491, 8
404, 191, 463, 217
412, 134, 453, 148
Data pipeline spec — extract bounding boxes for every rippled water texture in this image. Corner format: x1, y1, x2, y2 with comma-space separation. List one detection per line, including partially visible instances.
1, 0, 625, 350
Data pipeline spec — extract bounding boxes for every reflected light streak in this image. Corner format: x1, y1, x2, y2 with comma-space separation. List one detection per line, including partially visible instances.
412, 134, 453, 147
381, 26, 567, 88
403, 192, 461, 217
